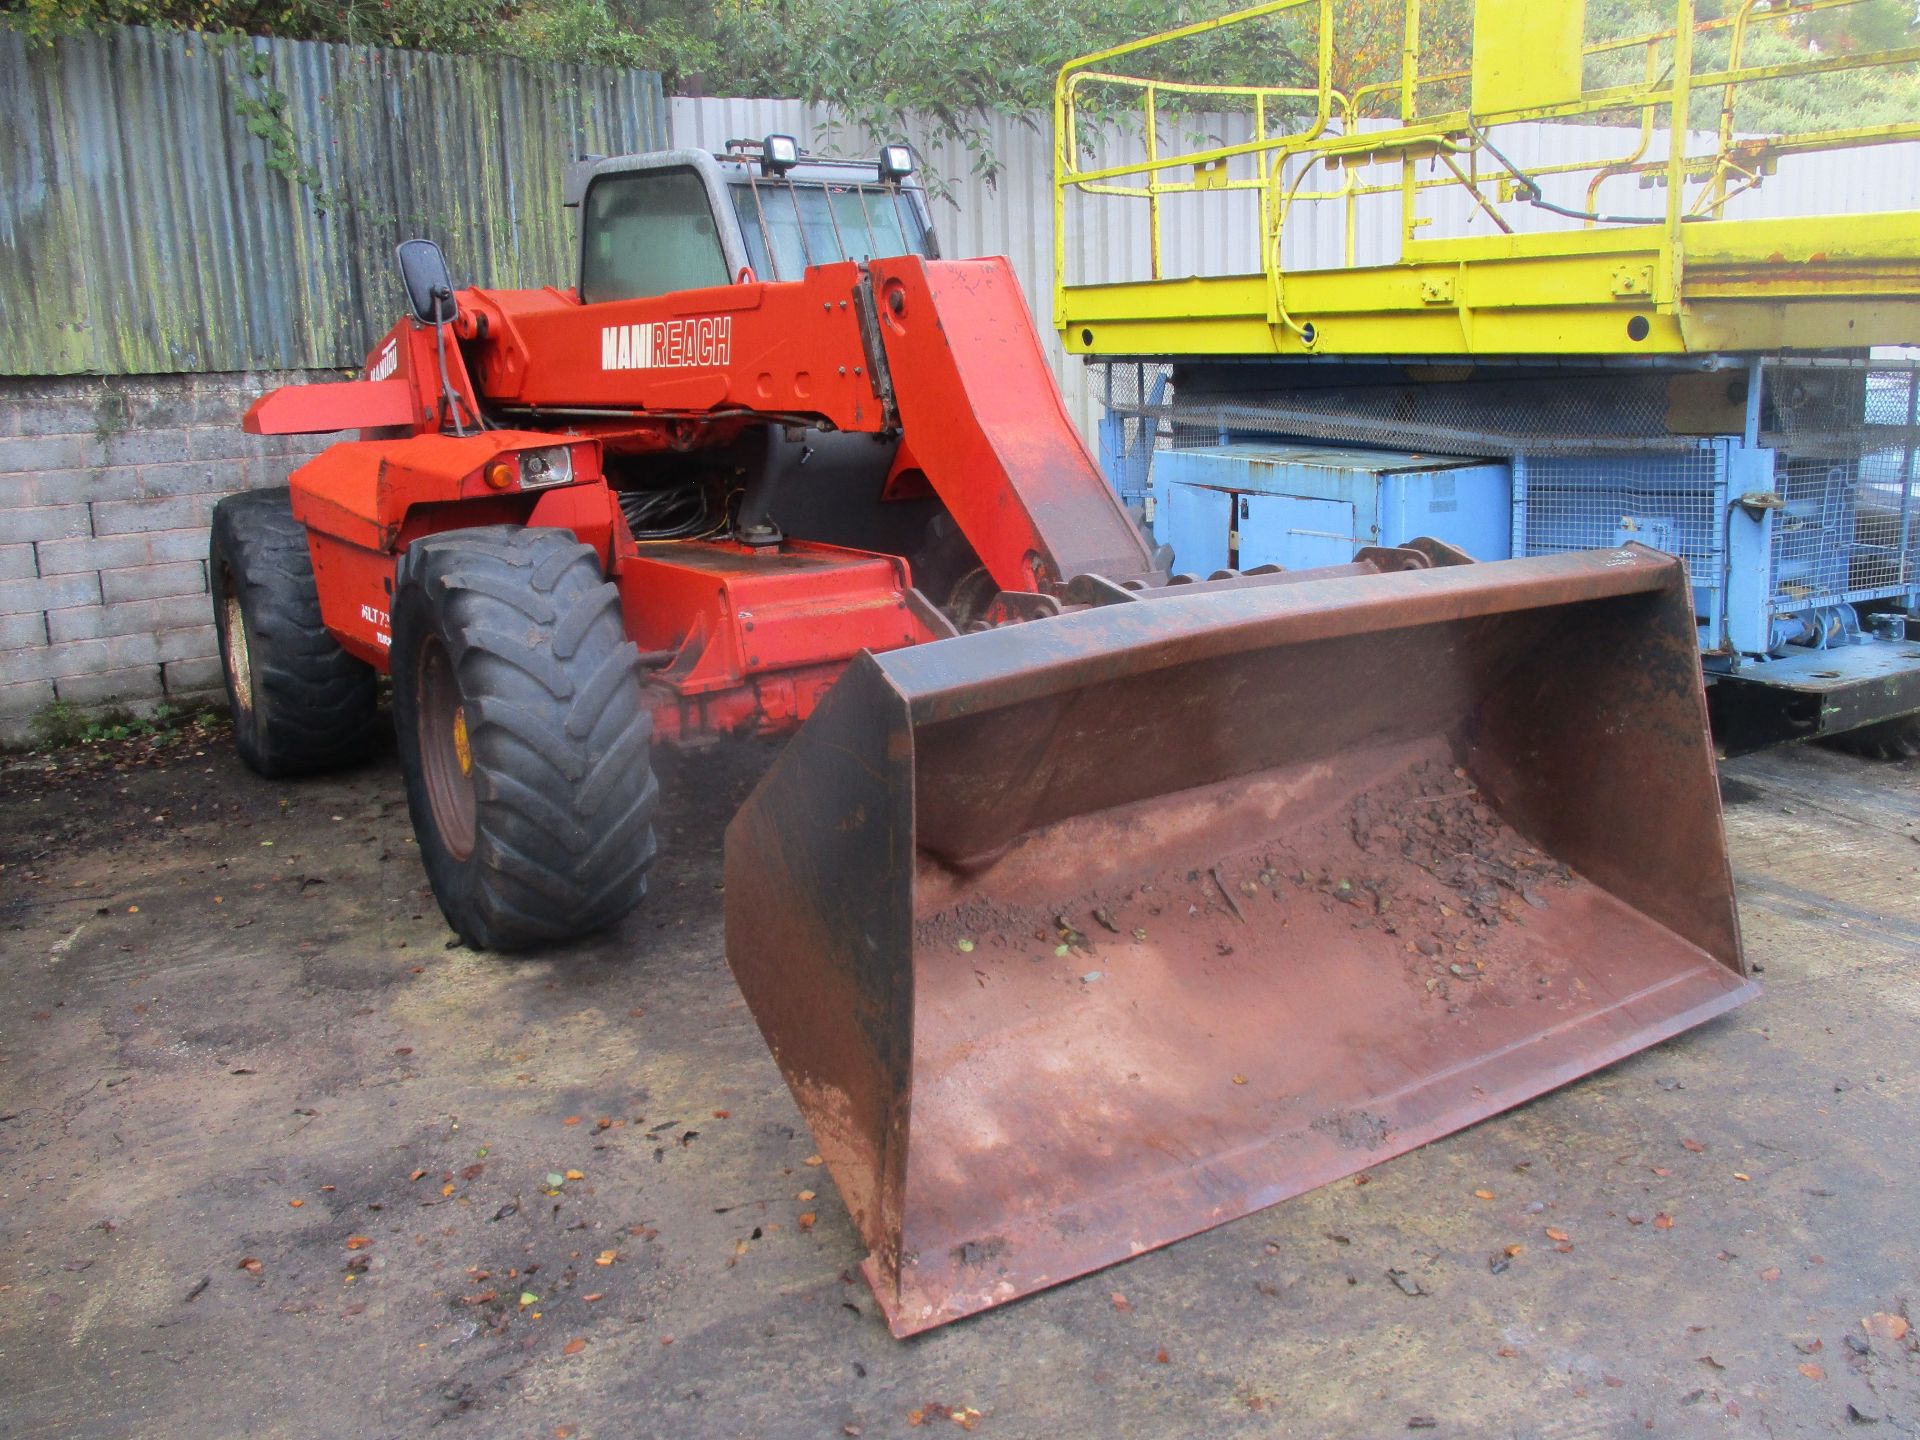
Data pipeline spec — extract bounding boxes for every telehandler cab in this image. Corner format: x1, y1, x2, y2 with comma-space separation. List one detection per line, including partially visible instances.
218, 138, 1753, 1334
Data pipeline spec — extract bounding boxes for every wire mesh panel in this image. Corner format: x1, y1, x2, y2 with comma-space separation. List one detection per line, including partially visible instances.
1762, 361, 1919, 607
1092, 365, 1698, 460
1514, 450, 1724, 565
1514, 449, 1728, 634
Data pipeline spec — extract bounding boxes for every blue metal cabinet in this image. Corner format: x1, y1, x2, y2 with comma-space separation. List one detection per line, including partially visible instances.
1151, 443, 1512, 574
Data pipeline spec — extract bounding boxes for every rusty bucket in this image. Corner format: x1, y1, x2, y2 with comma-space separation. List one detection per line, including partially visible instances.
724, 543, 1754, 1336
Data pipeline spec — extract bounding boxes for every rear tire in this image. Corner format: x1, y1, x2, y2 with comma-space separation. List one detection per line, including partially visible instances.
209, 486, 378, 777
390, 526, 658, 950
1824, 714, 1920, 760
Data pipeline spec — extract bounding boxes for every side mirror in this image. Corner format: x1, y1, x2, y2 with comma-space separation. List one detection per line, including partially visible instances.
396, 239, 457, 324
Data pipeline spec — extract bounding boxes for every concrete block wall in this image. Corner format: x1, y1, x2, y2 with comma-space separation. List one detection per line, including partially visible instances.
0, 373, 333, 739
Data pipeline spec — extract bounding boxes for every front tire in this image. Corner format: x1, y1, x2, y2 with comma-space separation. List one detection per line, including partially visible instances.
390, 526, 658, 950
209, 487, 378, 777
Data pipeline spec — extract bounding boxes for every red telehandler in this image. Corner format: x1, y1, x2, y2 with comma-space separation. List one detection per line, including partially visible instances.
219, 139, 1754, 1335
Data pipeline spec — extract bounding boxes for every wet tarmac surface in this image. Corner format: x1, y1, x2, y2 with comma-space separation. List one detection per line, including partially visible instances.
1, 725, 1916, 1438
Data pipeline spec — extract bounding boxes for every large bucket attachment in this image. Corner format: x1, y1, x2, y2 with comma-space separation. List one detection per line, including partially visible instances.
724, 544, 1753, 1336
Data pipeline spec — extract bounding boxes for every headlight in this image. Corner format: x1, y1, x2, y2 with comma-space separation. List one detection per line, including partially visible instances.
483, 446, 574, 492
517, 446, 573, 490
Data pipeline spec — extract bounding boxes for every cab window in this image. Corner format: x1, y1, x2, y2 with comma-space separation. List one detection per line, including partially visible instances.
731, 181, 930, 282
580, 169, 730, 304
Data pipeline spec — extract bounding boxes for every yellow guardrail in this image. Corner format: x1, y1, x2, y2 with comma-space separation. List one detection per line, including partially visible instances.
1052, 0, 1920, 356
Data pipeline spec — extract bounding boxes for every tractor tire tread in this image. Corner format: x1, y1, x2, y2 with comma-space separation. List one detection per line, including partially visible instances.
209, 486, 377, 777
393, 525, 656, 950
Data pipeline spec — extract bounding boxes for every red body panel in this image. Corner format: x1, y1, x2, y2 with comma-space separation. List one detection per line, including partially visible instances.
252, 254, 1154, 744
618, 540, 935, 743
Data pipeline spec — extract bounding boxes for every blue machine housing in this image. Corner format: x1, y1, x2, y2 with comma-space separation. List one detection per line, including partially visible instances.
1150, 443, 1512, 575
1099, 356, 1920, 754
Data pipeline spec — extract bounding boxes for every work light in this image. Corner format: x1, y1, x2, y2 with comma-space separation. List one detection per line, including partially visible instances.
762, 134, 799, 176
878, 143, 915, 181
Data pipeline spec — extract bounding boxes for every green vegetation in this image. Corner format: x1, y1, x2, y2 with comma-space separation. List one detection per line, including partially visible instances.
25, 699, 224, 752
6, 0, 1914, 174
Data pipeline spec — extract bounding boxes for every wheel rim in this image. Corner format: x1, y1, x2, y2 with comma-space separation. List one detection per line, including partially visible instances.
417, 636, 477, 860
220, 567, 255, 717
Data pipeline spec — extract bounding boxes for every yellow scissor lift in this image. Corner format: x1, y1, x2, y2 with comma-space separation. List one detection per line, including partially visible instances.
1054, 0, 1920, 358
1054, 0, 1920, 752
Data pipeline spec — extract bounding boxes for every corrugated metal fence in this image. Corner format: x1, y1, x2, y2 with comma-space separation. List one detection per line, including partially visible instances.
0, 25, 667, 376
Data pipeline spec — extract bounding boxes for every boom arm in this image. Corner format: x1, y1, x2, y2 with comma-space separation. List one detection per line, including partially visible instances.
248, 256, 1157, 594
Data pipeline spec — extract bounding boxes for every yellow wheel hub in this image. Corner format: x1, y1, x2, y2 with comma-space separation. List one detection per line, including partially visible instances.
451, 706, 472, 777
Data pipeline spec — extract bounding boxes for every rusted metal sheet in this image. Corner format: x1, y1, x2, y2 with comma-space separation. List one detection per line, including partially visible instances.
725, 543, 1755, 1336
0, 24, 666, 375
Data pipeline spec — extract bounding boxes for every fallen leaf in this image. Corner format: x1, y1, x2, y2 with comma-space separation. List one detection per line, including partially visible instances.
1155, 1349, 1170, 1364
564, 1169, 585, 1182
952, 1407, 982, 1431
799, 1212, 818, 1231
595, 1249, 618, 1266
1473, 1189, 1495, 1201
798, 1190, 816, 1202
1653, 1212, 1675, 1230
519, 1291, 538, 1307
1503, 1244, 1523, 1257
289, 1199, 303, 1208
1232, 1074, 1248, 1086
908, 1410, 926, 1428
461, 1163, 484, 1181
238, 1257, 263, 1274
345, 1236, 371, 1250
563, 1338, 586, 1356
1651, 1166, 1671, 1177
1799, 1362, 1826, 1381
459, 1290, 496, 1305
583, 1292, 603, 1303
441, 1183, 455, 1197
955, 939, 975, 953
1865, 1312, 1910, 1341
410, 1169, 427, 1182
563, 1115, 582, 1127
1111, 1292, 1132, 1312
804, 1154, 824, 1167
1734, 1172, 1750, 1182
1680, 1138, 1706, 1153
712, 1109, 730, 1119
1697, 1354, 1725, 1370
1761, 1266, 1781, 1282
1545, 1228, 1570, 1243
